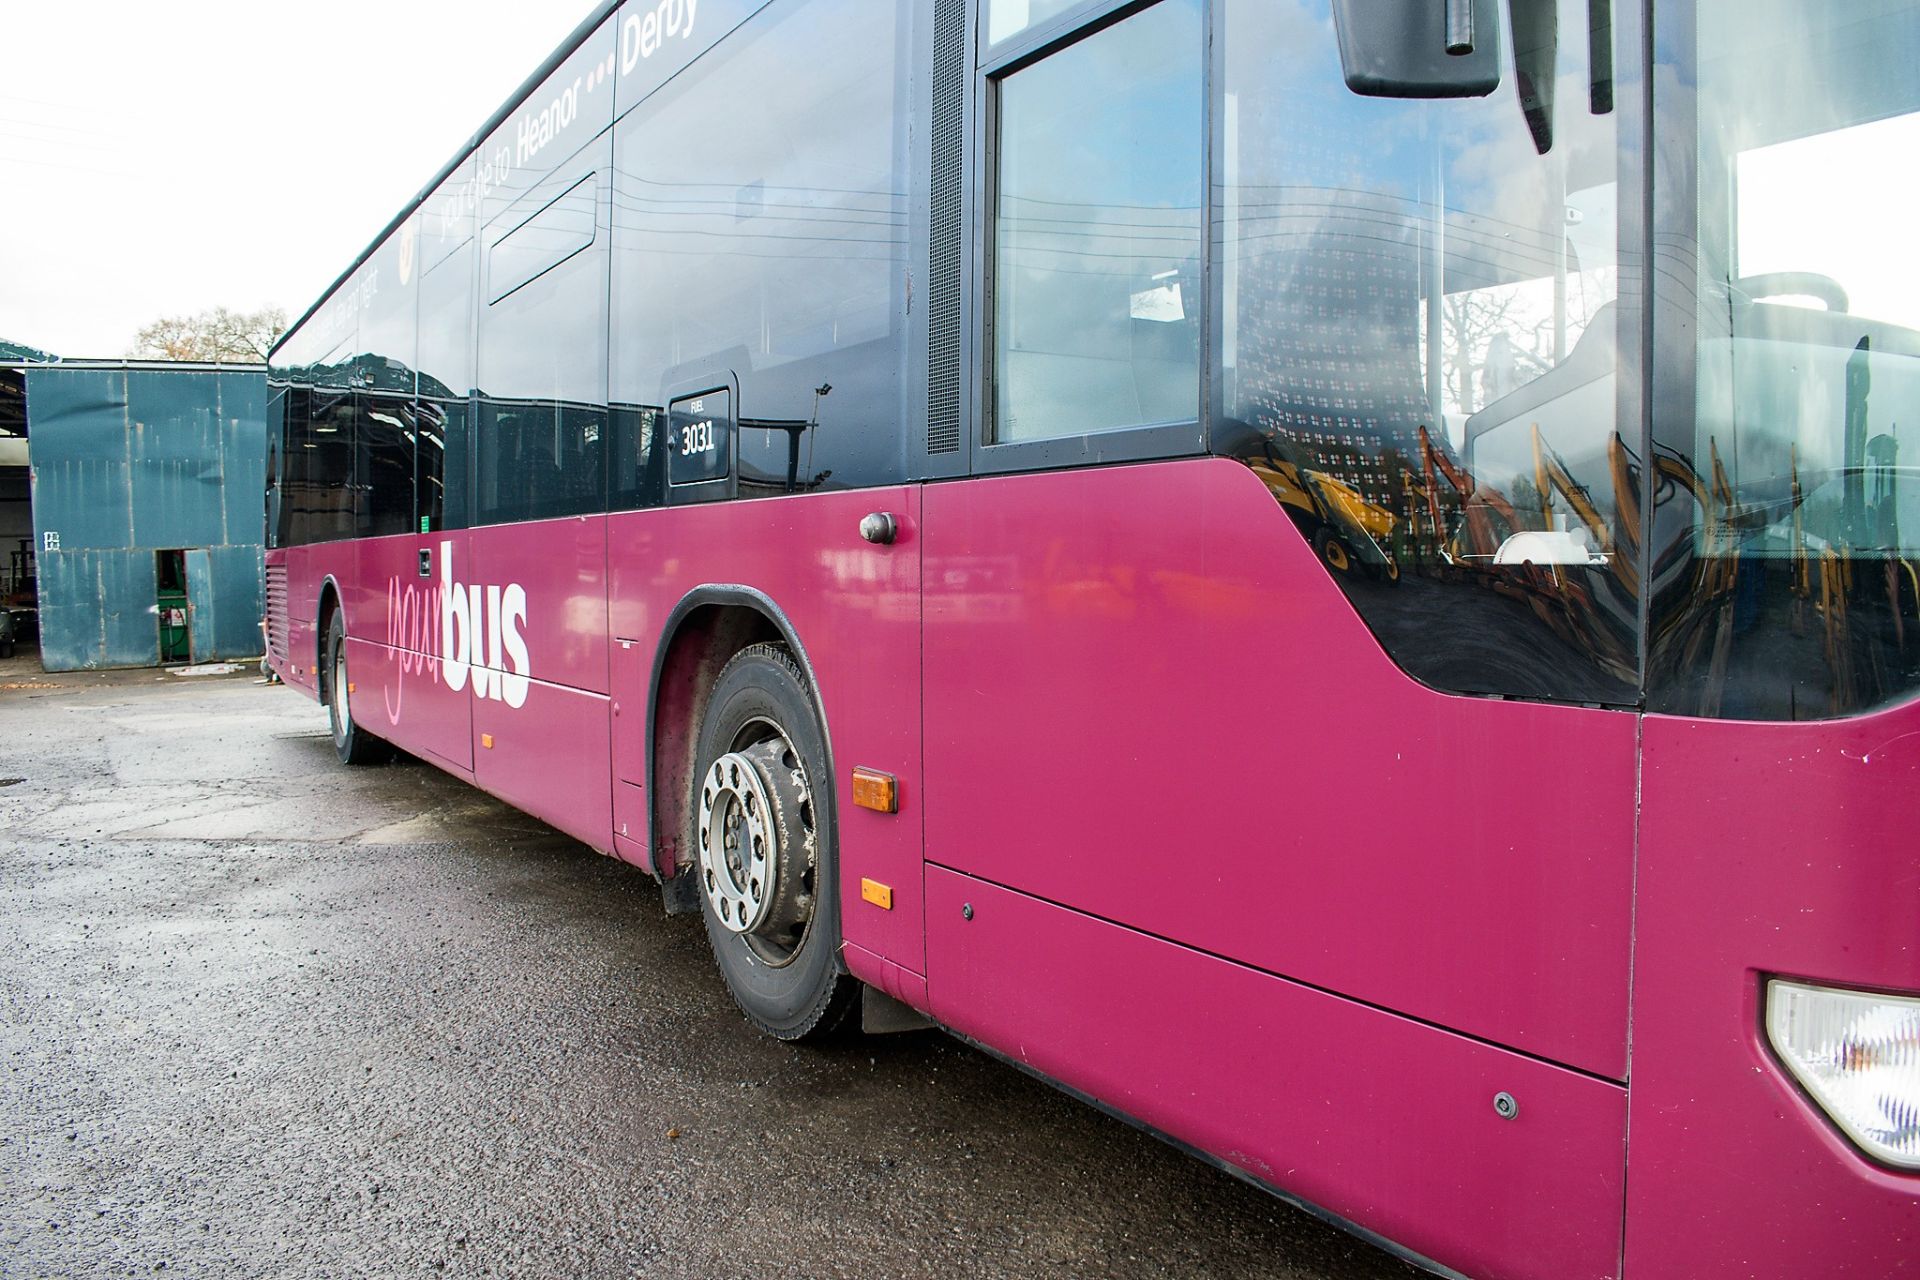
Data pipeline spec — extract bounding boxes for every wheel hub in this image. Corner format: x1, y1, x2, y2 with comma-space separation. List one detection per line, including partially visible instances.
698, 748, 779, 934
696, 733, 817, 952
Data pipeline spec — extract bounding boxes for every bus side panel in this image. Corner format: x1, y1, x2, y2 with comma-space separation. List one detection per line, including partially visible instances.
281, 541, 337, 699
342, 632, 398, 740
448, 516, 613, 849
342, 530, 413, 655
470, 515, 609, 696
926, 867, 1627, 1280
922, 457, 1635, 1078
1623, 708, 1920, 1280
472, 674, 613, 854
609, 487, 924, 981
348, 531, 474, 774
264, 547, 301, 692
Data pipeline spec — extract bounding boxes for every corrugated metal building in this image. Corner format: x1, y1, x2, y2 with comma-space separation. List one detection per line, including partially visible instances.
4, 361, 268, 671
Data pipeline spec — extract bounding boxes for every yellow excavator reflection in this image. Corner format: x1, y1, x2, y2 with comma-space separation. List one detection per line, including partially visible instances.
1249, 440, 1401, 582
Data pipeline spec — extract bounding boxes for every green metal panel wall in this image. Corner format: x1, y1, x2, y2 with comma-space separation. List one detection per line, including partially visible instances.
26, 369, 132, 551
37, 549, 159, 669
26, 366, 267, 671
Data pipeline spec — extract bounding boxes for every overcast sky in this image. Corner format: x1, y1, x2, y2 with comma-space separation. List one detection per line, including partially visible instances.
0, 1, 593, 358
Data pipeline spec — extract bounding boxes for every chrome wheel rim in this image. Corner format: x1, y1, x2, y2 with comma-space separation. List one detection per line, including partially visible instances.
696, 721, 819, 966
698, 749, 777, 935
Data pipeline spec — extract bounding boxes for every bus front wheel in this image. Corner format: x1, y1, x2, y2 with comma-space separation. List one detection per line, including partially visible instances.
325, 613, 394, 767
691, 642, 858, 1042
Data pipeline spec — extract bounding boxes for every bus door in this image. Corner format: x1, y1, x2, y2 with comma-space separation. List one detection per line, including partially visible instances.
921, 0, 1634, 1081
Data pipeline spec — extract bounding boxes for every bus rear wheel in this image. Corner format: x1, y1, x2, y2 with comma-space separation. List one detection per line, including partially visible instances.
325, 612, 394, 766
691, 642, 857, 1042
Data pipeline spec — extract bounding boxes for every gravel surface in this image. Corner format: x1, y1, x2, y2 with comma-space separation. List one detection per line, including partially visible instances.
0, 652, 1422, 1279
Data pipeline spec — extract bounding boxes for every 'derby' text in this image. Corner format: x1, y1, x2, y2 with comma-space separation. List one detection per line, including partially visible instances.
622, 0, 698, 74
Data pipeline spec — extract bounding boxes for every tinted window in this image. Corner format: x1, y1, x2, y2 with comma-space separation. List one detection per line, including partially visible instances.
295, 387, 356, 545
415, 400, 449, 534
609, 0, 908, 505
356, 396, 416, 537
267, 385, 297, 548
476, 154, 609, 524
476, 17, 618, 228
419, 164, 476, 532
351, 233, 419, 538
1218, 0, 1631, 704
358, 225, 418, 396
490, 176, 596, 304
991, 0, 1202, 443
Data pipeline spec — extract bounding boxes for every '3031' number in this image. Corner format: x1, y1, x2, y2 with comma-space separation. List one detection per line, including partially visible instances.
680, 419, 715, 456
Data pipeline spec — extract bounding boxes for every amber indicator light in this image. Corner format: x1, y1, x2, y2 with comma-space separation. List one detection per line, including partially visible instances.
481, 733, 495, 749
851, 767, 898, 813
861, 878, 894, 910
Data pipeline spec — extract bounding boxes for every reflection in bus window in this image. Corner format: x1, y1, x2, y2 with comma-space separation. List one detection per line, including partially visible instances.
1219, 0, 1630, 704
608, 0, 906, 506
1648, 0, 1920, 718
477, 162, 609, 525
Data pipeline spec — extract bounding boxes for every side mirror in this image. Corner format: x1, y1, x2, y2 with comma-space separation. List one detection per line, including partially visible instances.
1332, 0, 1502, 99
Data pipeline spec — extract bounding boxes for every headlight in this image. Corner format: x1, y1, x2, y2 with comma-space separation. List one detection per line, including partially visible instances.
1766, 978, 1920, 1170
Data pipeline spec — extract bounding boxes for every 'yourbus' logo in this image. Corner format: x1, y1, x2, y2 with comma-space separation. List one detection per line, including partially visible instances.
381, 542, 532, 726
441, 542, 530, 708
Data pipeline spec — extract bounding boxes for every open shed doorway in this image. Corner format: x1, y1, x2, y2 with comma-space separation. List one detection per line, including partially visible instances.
156, 549, 190, 664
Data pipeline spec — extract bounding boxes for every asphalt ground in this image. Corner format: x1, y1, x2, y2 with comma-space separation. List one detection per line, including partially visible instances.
0, 648, 1423, 1280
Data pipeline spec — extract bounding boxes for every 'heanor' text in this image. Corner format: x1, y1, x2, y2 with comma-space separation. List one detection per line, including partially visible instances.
517, 79, 582, 168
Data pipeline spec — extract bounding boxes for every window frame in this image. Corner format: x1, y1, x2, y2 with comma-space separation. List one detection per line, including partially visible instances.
971, 0, 1213, 477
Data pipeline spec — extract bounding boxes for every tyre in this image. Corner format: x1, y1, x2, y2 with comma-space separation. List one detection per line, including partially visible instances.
691, 642, 857, 1041
325, 612, 394, 766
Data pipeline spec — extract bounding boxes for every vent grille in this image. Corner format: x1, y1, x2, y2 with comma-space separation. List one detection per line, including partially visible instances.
265, 562, 289, 667
927, 0, 967, 456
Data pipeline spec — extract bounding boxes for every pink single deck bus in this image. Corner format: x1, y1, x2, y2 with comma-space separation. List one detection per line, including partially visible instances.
264, 0, 1920, 1274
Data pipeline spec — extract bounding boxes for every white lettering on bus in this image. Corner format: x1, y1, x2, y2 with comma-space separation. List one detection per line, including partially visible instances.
517, 78, 583, 168
438, 541, 531, 708
621, 0, 698, 76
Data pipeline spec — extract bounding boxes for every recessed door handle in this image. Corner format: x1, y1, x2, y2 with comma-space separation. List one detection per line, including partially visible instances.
859, 512, 898, 545
419, 548, 432, 578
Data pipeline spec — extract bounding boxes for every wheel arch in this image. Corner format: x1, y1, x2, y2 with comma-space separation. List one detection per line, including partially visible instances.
644, 586, 838, 914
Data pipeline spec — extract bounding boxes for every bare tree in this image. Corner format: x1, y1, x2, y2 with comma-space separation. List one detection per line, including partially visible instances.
1441, 289, 1527, 417
131, 306, 287, 363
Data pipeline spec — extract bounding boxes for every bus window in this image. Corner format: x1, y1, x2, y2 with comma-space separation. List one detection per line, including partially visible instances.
418, 163, 476, 533
1219, 0, 1631, 705
608, 0, 906, 503
476, 161, 609, 526
1648, 0, 1920, 718
988, 0, 1203, 445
